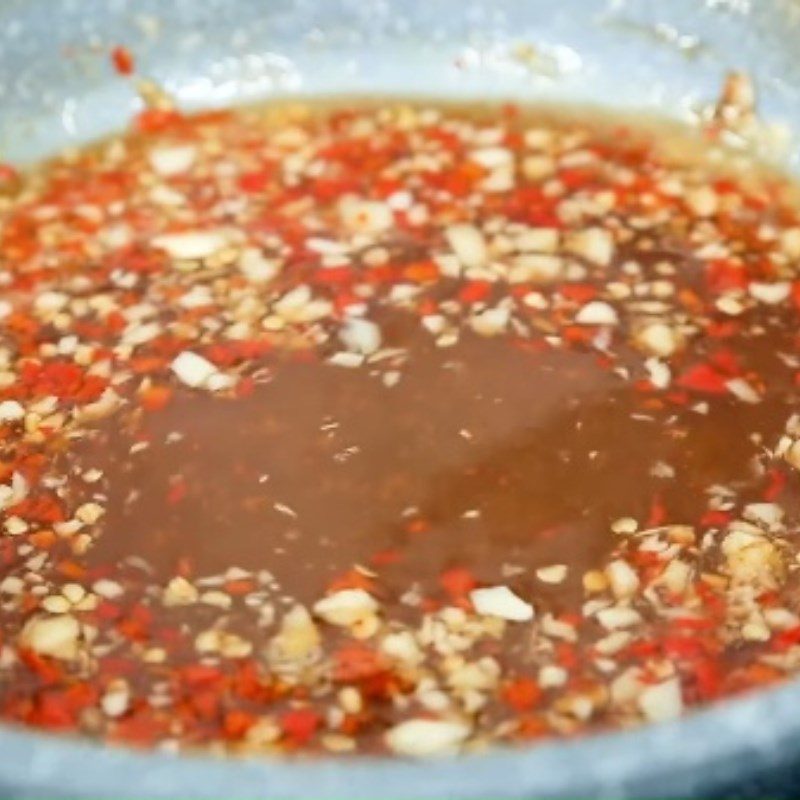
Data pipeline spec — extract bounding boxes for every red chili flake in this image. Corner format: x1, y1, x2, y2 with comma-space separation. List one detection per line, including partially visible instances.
369, 548, 403, 567
705, 320, 740, 339
424, 126, 461, 151
280, 708, 320, 745
678, 289, 705, 316
4, 311, 40, 341
98, 656, 138, 678
311, 266, 354, 286
222, 709, 256, 739
695, 580, 726, 618
166, 475, 188, 505
693, 658, 722, 700
554, 643, 578, 670
112, 712, 167, 746
310, 177, 360, 202
458, 280, 493, 305
110, 45, 135, 76
15, 453, 47, 483
57, 560, 87, 581
31, 690, 76, 730
204, 339, 272, 367
358, 669, 397, 701
181, 663, 224, 688
419, 596, 442, 614
94, 600, 123, 622
416, 297, 439, 317
713, 178, 739, 195
111, 245, 165, 276
373, 176, 403, 199
188, 689, 220, 720
708, 348, 741, 375
440, 163, 485, 197
29, 529, 56, 550
405, 516, 431, 535
559, 612, 582, 628
698, 509, 731, 531
331, 290, 361, 314
757, 590, 780, 610
439, 566, 477, 598
559, 283, 598, 304
502, 677, 542, 712
515, 715, 549, 740
743, 189, 771, 212
504, 188, 562, 227
676, 363, 729, 394
338, 713, 363, 736
559, 168, 594, 191
0, 163, 17, 183
220, 580, 252, 597
403, 261, 440, 283
8, 494, 66, 524
706, 259, 748, 294
130, 356, 168, 376
237, 165, 277, 193
18, 649, 62, 685
726, 663, 783, 694
561, 326, 597, 345
117, 604, 153, 642
333, 645, 386, 682
104, 311, 128, 333
774, 626, 800, 651
660, 633, 701, 658
134, 108, 183, 134
231, 661, 273, 704
623, 639, 660, 660
19, 360, 108, 403
139, 385, 173, 412
763, 467, 788, 502
235, 376, 256, 398
665, 389, 690, 406
363, 265, 398, 285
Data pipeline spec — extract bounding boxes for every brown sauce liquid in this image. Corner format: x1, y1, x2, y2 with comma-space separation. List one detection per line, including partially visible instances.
4, 98, 800, 754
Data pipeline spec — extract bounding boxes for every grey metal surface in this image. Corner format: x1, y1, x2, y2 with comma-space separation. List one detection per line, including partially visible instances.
1, 0, 800, 797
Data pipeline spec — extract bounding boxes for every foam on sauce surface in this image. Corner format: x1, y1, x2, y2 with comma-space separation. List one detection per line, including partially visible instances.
2, 97, 800, 756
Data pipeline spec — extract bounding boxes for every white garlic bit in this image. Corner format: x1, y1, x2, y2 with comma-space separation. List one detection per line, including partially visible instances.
470, 585, 534, 621
385, 718, 470, 757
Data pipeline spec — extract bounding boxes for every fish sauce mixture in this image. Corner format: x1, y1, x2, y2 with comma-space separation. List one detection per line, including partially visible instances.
2, 97, 800, 759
